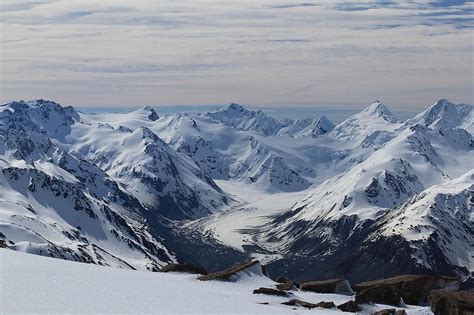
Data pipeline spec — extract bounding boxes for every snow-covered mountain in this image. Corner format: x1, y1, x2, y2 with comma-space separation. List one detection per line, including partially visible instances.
0, 99, 234, 270
86, 106, 335, 192
0, 98, 472, 284
0, 101, 176, 270
256, 100, 473, 282
204, 103, 335, 137
405, 99, 473, 134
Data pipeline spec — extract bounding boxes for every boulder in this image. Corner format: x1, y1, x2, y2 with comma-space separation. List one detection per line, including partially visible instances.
300, 278, 354, 295
354, 275, 459, 305
337, 300, 360, 313
197, 260, 264, 281
282, 299, 336, 310
428, 290, 474, 315
253, 287, 288, 297
282, 299, 316, 309
372, 309, 406, 315
276, 276, 291, 283
276, 281, 298, 291
356, 285, 401, 306
316, 301, 336, 309
159, 263, 207, 275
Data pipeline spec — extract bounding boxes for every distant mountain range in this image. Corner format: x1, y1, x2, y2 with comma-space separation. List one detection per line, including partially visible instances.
0, 98, 472, 283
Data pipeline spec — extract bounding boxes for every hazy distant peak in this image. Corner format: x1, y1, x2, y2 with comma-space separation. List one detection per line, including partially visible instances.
136, 106, 159, 121
362, 101, 397, 122
405, 99, 473, 133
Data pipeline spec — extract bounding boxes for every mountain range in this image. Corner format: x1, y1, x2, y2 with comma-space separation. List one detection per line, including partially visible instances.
0, 98, 472, 284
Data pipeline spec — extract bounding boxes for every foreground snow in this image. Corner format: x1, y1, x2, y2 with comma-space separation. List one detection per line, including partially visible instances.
0, 249, 431, 314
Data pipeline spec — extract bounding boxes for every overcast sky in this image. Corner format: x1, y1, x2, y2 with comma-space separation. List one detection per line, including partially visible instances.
1, 0, 473, 109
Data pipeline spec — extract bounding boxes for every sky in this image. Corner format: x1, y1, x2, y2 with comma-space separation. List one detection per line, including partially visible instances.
1, 0, 473, 110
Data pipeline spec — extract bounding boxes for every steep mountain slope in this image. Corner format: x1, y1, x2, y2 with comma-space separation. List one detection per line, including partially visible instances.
0, 101, 175, 269
377, 171, 474, 274
257, 100, 473, 282
86, 109, 320, 192
405, 99, 473, 133
64, 120, 230, 220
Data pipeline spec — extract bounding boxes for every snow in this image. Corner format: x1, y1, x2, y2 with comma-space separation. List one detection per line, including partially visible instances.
184, 180, 309, 253
0, 97, 472, 294
0, 249, 431, 314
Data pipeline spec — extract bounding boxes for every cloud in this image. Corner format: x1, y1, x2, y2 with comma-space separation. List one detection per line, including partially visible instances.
1, 0, 472, 108
269, 3, 319, 9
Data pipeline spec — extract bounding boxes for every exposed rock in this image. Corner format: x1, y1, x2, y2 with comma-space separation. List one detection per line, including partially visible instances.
356, 285, 401, 306
276, 281, 297, 291
337, 300, 360, 312
253, 287, 288, 297
459, 278, 474, 291
276, 276, 291, 283
197, 260, 264, 281
354, 275, 459, 305
316, 301, 336, 309
428, 290, 474, 315
282, 299, 317, 309
159, 263, 208, 275
300, 278, 354, 295
372, 309, 406, 315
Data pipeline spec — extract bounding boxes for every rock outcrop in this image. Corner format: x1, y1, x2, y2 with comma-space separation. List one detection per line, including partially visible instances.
337, 300, 360, 312
197, 260, 265, 281
300, 278, 354, 295
159, 263, 208, 275
428, 290, 474, 315
354, 274, 459, 305
253, 287, 288, 297
356, 285, 401, 306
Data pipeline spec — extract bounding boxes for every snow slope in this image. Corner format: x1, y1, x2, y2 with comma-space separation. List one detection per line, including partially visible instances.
0, 249, 431, 314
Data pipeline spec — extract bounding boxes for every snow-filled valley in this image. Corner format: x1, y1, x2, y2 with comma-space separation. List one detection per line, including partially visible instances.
0, 98, 473, 305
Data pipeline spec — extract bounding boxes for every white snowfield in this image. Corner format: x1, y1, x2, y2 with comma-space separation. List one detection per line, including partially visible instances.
0, 249, 432, 314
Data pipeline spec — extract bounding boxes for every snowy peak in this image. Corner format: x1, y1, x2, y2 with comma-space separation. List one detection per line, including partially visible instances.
278, 115, 335, 137
206, 103, 281, 136
360, 101, 397, 123
1, 99, 79, 140
406, 99, 473, 133
224, 103, 248, 112
331, 101, 400, 142
311, 115, 336, 134
141, 106, 160, 121
207, 103, 336, 138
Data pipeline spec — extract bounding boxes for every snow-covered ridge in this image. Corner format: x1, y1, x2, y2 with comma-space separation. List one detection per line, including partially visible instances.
0, 98, 472, 284
255, 99, 472, 281
205, 103, 335, 137
405, 99, 473, 133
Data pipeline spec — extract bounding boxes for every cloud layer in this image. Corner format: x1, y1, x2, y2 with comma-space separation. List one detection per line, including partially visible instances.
1, 0, 473, 108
